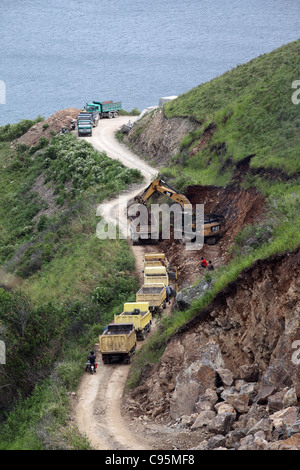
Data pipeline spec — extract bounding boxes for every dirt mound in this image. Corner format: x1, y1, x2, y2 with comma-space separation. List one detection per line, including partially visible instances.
13, 108, 81, 147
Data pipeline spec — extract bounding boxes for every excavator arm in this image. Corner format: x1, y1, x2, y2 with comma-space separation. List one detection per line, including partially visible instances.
134, 179, 192, 208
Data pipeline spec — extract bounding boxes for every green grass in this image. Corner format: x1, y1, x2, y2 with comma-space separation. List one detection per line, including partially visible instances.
0, 129, 142, 449
162, 39, 300, 182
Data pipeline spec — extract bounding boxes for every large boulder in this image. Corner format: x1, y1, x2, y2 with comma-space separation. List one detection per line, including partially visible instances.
176, 279, 213, 311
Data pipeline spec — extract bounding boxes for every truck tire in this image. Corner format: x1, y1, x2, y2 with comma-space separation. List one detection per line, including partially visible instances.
206, 236, 217, 245
108, 112, 113, 119
113, 112, 119, 118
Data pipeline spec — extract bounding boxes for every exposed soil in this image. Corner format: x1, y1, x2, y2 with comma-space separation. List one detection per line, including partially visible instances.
12, 108, 80, 148
159, 183, 266, 289
124, 108, 200, 166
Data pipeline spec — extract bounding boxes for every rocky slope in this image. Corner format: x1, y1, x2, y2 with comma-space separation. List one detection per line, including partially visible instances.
125, 249, 300, 450
124, 108, 200, 166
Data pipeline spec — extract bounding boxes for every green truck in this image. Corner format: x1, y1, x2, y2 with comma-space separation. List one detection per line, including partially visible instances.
91, 100, 122, 119
77, 120, 92, 137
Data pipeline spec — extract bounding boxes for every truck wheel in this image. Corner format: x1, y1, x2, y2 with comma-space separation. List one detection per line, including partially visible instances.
113, 112, 119, 118
108, 112, 113, 119
206, 237, 217, 245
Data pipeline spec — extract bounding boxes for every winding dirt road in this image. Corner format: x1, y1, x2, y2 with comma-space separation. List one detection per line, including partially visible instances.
73, 116, 158, 450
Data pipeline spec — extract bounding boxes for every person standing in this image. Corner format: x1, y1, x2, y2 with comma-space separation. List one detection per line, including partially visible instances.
166, 285, 172, 304
208, 260, 214, 271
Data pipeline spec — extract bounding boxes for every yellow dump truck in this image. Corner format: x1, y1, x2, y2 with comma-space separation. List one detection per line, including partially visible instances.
114, 302, 152, 341
136, 283, 166, 313
144, 266, 169, 286
99, 323, 136, 364
144, 253, 177, 280
144, 253, 169, 268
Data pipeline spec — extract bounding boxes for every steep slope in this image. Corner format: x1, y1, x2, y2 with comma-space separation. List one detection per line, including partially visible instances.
126, 39, 300, 183
123, 40, 300, 450
125, 249, 300, 450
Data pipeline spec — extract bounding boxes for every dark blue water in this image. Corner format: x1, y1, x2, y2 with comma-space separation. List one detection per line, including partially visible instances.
0, 0, 299, 125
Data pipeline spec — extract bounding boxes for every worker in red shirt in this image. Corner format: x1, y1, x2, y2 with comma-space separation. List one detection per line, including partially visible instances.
201, 257, 207, 268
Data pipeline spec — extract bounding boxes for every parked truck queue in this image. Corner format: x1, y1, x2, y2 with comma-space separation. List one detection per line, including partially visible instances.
98, 252, 177, 365
77, 100, 122, 137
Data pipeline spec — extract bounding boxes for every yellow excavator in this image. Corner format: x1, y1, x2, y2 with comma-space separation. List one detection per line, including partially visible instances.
129, 178, 225, 245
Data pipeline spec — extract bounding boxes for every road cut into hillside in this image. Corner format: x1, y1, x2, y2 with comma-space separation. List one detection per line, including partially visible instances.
73, 116, 161, 450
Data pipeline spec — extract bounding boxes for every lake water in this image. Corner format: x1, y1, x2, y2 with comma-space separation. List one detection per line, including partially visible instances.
0, 0, 299, 125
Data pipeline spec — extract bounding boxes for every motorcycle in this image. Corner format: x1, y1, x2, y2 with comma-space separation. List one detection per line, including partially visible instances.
85, 361, 97, 374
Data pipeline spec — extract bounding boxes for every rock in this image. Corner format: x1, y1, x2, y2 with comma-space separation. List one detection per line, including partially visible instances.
215, 402, 237, 419
267, 433, 300, 450
170, 382, 200, 419
239, 383, 258, 403
170, 344, 224, 419
206, 435, 227, 450
220, 387, 237, 401
234, 380, 245, 392
283, 388, 298, 408
200, 388, 219, 405
252, 431, 269, 450
224, 392, 250, 414
216, 368, 234, 387
191, 410, 216, 429
176, 279, 213, 311
239, 364, 259, 382
195, 400, 213, 412
238, 434, 253, 449
247, 418, 273, 437
208, 412, 235, 435
181, 413, 198, 427
269, 406, 299, 430
268, 389, 287, 411
287, 420, 300, 437
235, 404, 268, 431
255, 384, 277, 405
225, 430, 247, 449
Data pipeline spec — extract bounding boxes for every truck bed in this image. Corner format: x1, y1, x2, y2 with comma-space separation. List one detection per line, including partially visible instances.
136, 284, 166, 310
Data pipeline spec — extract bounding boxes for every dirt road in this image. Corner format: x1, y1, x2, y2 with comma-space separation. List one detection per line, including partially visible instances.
73, 116, 159, 450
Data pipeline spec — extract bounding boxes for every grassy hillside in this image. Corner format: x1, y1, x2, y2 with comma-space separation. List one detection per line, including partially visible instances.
163, 39, 300, 185
0, 129, 142, 449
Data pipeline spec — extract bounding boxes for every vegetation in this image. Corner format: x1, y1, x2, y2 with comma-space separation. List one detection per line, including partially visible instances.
0, 116, 44, 142
0, 127, 142, 449
1, 39, 299, 449
164, 39, 300, 179
119, 108, 140, 116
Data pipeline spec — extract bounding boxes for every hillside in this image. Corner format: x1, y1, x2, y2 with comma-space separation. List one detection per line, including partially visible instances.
0, 118, 143, 449
126, 39, 300, 182
0, 39, 299, 451
121, 40, 300, 450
